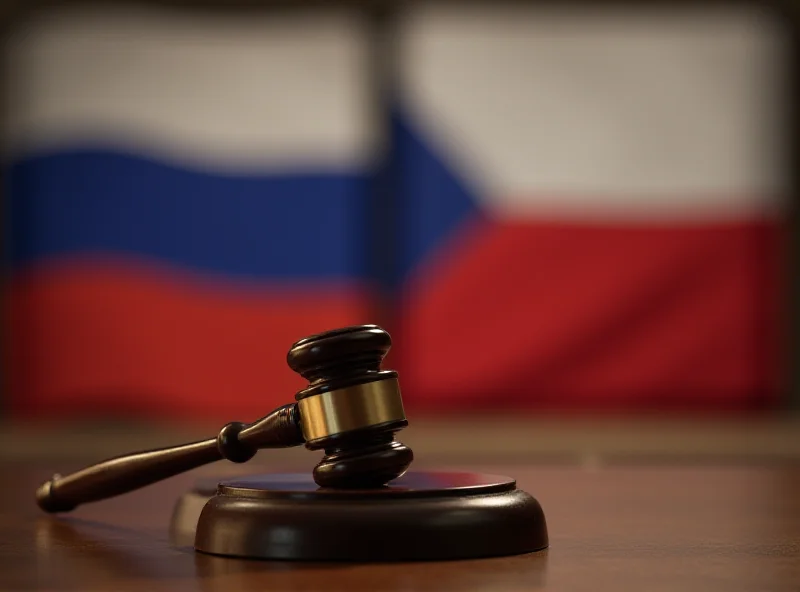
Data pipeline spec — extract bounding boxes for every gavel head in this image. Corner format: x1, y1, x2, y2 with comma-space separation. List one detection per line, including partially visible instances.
287, 325, 413, 488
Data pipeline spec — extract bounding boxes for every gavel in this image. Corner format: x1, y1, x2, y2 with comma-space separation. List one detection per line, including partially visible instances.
36, 325, 413, 513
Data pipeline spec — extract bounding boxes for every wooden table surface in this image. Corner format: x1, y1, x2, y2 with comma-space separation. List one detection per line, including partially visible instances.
4, 450, 800, 592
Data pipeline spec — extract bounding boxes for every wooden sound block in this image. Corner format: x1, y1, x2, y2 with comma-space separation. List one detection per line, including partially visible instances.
170, 476, 221, 548
177, 471, 547, 561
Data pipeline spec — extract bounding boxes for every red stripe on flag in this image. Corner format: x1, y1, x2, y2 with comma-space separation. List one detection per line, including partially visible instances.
396, 217, 784, 412
5, 259, 372, 420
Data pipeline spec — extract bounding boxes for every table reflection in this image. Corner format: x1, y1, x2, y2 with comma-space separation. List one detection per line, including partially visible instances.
35, 516, 548, 592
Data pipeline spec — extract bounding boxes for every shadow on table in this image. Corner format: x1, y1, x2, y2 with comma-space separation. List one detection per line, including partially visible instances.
194, 550, 549, 592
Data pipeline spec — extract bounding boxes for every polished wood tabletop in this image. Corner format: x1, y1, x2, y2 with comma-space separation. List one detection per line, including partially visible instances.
3, 421, 800, 591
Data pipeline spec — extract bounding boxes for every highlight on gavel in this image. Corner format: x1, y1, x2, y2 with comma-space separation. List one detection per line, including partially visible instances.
36, 325, 413, 513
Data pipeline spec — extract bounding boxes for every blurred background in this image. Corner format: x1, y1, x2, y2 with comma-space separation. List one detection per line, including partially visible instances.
0, 0, 798, 464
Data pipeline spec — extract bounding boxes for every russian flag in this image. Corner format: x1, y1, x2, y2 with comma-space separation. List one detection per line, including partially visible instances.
4, 7, 376, 419
392, 5, 790, 412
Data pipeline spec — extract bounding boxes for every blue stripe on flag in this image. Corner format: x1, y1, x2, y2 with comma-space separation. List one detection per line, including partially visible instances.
392, 110, 482, 282
6, 149, 370, 281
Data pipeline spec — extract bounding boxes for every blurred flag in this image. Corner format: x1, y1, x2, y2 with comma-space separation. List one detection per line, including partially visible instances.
392, 5, 789, 411
4, 7, 375, 419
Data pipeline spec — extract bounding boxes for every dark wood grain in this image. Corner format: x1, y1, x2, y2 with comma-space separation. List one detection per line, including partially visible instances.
4, 456, 800, 591
192, 472, 547, 561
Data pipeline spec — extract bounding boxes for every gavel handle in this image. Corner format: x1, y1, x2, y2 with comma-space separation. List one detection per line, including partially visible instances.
36, 403, 304, 513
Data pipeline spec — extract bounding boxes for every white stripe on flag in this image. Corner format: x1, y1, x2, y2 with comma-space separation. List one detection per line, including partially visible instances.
5, 6, 373, 171
398, 4, 789, 221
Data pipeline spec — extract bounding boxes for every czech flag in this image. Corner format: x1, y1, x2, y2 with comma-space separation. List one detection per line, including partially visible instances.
391, 5, 789, 412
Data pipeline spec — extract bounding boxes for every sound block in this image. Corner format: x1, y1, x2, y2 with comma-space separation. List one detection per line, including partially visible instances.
190, 471, 548, 561
170, 476, 221, 547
